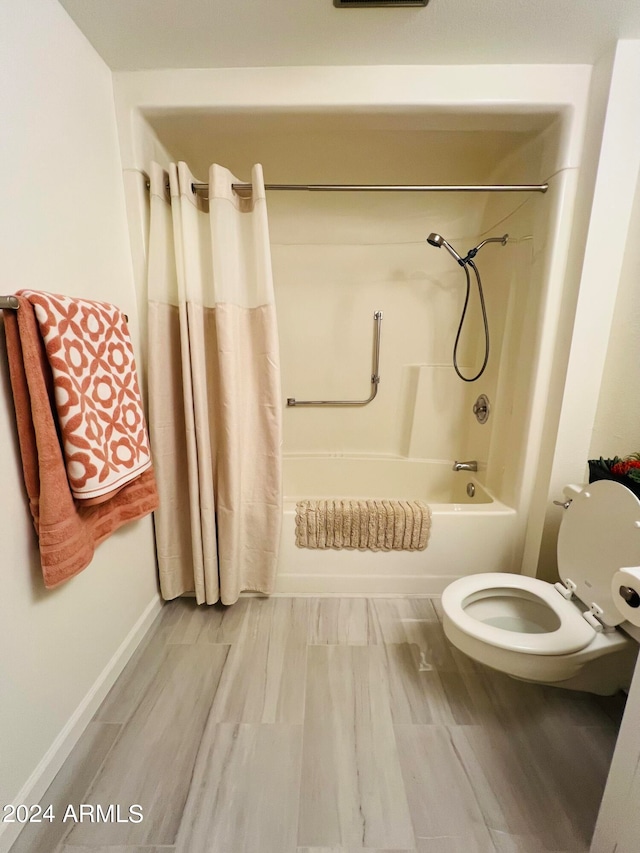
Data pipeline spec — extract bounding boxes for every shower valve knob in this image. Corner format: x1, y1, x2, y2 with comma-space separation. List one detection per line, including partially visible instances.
472, 394, 490, 424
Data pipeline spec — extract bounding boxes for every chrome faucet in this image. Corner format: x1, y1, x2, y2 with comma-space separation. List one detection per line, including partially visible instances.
452, 460, 478, 472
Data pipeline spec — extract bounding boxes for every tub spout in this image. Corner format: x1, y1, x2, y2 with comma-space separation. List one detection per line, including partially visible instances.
452, 460, 478, 472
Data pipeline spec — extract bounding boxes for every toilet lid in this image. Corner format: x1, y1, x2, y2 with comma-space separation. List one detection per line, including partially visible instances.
558, 480, 640, 627
442, 573, 595, 655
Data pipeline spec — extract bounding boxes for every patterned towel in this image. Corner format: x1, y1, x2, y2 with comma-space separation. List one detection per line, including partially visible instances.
4, 296, 158, 587
19, 290, 151, 503
295, 499, 432, 551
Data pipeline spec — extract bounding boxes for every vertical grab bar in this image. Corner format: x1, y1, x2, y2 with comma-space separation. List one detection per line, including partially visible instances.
287, 310, 383, 407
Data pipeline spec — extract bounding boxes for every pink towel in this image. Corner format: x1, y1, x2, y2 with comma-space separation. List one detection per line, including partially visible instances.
4, 294, 159, 588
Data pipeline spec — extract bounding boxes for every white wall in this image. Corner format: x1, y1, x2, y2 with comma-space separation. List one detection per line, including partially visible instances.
532, 41, 640, 582
589, 166, 640, 457
587, 69, 640, 852
0, 2, 160, 847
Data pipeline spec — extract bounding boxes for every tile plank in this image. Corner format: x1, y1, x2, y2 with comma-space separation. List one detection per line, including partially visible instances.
175, 723, 302, 853
210, 597, 308, 723
60, 847, 172, 852
94, 599, 183, 724
298, 645, 415, 850
308, 598, 378, 645
370, 599, 450, 661
394, 724, 495, 844
447, 723, 581, 849
371, 599, 479, 725
489, 829, 587, 853
515, 721, 617, 849
298, 849, 415, 852
167, 596, 251, 644
94, 634, 170, 725
8, 723, 120, 853
416, 839, 497, 853
64, 644, 229, 847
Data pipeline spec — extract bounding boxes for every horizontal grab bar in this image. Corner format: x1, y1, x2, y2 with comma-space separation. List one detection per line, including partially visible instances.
287, 311, 383, 407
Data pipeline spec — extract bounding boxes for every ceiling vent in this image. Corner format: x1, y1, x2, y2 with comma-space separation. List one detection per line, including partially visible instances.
334, 0, 429, 6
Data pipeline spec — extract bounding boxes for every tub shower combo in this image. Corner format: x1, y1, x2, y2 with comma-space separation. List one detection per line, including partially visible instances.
268, 180, 541, 594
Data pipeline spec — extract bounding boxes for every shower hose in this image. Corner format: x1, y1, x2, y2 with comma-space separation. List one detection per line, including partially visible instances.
453, 258, 489, 382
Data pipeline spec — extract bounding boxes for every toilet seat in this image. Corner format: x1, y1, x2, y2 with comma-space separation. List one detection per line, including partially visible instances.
557, 480, 640, 628
441, 572, 596, 656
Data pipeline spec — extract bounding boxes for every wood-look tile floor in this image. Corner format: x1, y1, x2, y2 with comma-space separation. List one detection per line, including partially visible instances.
10, 596, 626, 853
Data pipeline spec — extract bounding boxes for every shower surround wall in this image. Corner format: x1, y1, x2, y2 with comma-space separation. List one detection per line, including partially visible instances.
112, 65, 591, 592
272, 119, 560, 481
272, 188, 489, 462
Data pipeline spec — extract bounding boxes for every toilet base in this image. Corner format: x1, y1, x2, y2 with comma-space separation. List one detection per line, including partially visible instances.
507, 650, 636, 696
443, 616, 639, 696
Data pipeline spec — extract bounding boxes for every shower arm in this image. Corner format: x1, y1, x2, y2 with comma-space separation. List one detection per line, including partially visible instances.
462, 234, 508, 263
287, 311, 382, 407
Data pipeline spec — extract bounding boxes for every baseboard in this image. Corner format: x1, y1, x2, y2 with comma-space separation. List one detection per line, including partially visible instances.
0, 594, 163, 853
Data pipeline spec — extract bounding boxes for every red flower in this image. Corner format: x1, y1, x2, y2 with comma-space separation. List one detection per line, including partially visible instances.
107, 341, 127, 372
121, 402, 142, 432
92, 375, 117, 409
79, 304, 105, 342
53, 375, 79, 418
110, 436, 136, 468
66, 452, 98, 490
63, 339, 89, 378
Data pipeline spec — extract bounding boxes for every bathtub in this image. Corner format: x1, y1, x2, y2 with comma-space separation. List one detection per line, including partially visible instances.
274, 455, 518, 595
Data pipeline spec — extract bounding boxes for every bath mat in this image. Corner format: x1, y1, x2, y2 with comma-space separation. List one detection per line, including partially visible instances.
295, 499, 432, 551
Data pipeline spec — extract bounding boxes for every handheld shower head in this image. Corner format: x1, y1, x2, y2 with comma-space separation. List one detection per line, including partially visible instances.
426, 230, 508, 383
426, 233, 464, 264
427, 232, 509, 265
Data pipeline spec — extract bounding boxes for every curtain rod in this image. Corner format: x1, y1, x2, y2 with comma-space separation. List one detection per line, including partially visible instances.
149, 180, 548, 195
217, 182, 549, 195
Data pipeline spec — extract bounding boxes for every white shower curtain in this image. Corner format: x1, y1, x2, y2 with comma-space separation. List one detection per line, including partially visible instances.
147, 161, 282, 605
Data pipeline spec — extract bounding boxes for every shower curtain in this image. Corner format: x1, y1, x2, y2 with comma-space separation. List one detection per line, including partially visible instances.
147, 161, 282, 605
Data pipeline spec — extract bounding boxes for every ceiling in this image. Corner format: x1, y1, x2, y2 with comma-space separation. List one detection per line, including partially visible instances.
57, 0, 640, 71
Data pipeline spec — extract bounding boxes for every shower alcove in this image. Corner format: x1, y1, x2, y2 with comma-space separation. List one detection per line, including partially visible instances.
117, 69, 586, 594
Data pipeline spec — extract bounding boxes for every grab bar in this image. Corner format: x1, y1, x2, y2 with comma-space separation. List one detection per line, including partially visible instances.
287, 310, 383, 407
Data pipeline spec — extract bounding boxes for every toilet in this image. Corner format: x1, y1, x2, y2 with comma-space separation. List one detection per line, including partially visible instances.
441, 480, 640, 695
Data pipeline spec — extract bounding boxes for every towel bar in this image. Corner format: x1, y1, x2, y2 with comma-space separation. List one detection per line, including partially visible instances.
287, 310, 383, 407
0, 296, 129, 323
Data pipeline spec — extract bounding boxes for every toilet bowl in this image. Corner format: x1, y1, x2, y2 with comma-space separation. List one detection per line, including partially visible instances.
441, 480, 640, 695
